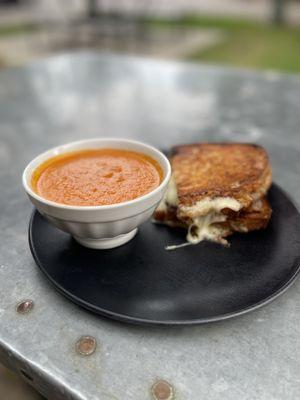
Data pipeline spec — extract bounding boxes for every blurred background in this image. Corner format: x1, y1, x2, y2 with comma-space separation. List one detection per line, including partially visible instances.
0, 0, 299, 72
1, 0, 299, 399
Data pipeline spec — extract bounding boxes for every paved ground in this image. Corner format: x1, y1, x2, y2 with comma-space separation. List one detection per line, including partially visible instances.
35, 0, 300, 25
1, 0, 300, 25
92, 0, 300, 24
0, 22, 224, 66
0, 364, 43, 400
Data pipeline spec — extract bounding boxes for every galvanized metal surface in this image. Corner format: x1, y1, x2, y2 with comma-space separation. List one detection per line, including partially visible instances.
0, 52, 300, 400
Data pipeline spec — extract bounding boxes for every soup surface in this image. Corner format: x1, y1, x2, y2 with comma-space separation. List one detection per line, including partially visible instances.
31, 148, 163, 206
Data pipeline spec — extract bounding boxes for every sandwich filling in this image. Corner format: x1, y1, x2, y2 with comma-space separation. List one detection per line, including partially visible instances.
156, 179, 243, 247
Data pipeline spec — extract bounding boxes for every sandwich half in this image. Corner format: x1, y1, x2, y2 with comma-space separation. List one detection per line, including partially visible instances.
154, 143, 272, 248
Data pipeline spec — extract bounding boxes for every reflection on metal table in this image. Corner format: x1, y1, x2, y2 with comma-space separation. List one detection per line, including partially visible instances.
0, 52, 300, 400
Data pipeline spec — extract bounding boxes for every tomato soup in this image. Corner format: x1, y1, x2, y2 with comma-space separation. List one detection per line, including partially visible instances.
31, 149, 163, 206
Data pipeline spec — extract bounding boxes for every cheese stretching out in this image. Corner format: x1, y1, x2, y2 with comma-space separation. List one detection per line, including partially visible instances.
154, 143, 272, 248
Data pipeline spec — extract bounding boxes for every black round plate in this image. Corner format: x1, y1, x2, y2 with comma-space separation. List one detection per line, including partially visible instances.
29, 184, 300, 326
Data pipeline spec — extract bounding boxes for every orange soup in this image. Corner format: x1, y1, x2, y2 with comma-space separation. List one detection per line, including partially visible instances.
31, 149, 163, 206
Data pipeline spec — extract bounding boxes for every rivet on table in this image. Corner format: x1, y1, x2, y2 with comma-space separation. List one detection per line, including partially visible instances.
16, 300, 34, 314
75, 336, 97, 356
151, 380, 174, 400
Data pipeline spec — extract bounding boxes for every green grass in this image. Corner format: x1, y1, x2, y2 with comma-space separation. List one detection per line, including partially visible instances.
0, 23, 39, 67
0, 23, 38, 37
145, 16, 300, 73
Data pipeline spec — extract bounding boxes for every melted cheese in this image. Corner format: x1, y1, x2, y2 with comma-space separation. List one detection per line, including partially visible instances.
166, 212, 229, 250
187, 212, 228, 244
180, 197, 241, 217
160, 178, 242, 250
156, 176, 178, 212
165, 176, 178, 206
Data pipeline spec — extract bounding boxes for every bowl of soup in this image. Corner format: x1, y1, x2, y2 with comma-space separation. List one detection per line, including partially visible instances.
23, 138, 171, 249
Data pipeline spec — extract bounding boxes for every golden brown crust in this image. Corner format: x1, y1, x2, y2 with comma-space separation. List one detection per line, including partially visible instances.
154, 207, 185, 227
172, 143, 272, 211
218, 196, 272, 232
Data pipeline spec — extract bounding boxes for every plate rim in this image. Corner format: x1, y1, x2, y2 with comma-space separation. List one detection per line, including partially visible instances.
28, 183, 300, 326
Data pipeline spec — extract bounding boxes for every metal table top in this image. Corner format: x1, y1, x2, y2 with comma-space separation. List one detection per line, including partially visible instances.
0, 52, 299, 400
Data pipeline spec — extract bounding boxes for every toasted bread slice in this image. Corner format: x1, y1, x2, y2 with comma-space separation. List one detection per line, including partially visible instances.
218, 196, 272, 233
172, 143, 271, 220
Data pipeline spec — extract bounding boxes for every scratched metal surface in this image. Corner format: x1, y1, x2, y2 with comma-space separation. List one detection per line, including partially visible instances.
0, 52, 300, 400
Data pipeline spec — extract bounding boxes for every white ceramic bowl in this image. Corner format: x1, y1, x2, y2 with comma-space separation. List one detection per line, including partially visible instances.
23, 138, 171, 249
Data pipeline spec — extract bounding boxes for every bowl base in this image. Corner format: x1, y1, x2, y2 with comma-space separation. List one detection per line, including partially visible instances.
73, 229, 138, 250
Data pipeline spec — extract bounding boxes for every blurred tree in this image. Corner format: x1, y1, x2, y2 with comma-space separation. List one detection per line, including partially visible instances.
272, 0, 285, 25
87, 0, 98, 18
0, 0, 21, 3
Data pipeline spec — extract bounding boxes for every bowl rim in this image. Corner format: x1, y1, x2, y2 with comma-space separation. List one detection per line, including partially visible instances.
22, 138, 171, 211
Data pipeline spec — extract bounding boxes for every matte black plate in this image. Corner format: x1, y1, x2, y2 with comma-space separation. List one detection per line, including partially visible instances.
29, 184, 300, 326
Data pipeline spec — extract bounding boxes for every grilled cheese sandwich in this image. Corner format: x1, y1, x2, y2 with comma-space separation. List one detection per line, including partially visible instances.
154, 143, 272, 249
